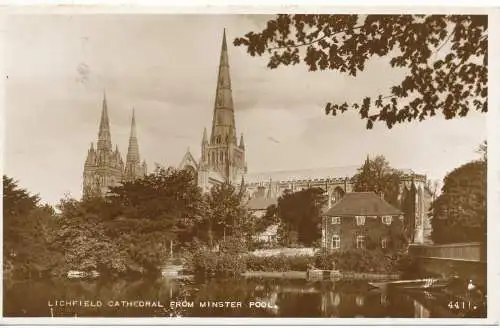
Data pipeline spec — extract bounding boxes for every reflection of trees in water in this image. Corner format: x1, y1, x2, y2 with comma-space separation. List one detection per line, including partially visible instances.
3, 278, 189, 317
413, 300, 430, 318
5, 278, 477, 318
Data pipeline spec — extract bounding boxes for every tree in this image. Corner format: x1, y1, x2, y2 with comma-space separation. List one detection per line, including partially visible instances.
235, 15, 487, 129
430, 160, 486, 244
277, 187, 327, 246
254, 204, 279, 234
3, 175, 63, 278
53, 166, 206, 276
203, 183, 250, 247
477, 140, 487, 162
352, 155, 403, 207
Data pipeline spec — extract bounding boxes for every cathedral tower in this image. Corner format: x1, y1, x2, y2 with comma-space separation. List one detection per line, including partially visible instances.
83, 92, 124, 198
197, 29, 247, 191
124, 108, 147, 182
180, 30, 247, 192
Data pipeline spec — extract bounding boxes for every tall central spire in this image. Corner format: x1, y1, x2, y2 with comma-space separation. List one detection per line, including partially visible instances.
126, 108, 140, 163
97, 91, 112, 151
210, 28, 237, 144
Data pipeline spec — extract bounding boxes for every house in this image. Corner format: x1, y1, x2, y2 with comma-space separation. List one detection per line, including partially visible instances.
321, 192, 404, 252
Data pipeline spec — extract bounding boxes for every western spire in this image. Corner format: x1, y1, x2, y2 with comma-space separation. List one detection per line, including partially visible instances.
210, 28, 237, 145
126, 108, 140, 164
97, 91, 112, 151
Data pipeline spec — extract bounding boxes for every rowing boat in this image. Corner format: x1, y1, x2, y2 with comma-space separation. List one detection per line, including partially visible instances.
368, 278, 451, 291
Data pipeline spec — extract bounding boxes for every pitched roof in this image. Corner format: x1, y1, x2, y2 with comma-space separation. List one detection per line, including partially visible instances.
324, 192, 403, 217
246, 197, 278, 210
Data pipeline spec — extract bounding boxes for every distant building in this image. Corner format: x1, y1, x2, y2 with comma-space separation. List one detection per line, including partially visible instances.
321, 192, 404, 252
82, 95, 146, 198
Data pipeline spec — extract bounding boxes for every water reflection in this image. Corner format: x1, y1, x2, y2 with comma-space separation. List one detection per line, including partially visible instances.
3, 278, 486, 318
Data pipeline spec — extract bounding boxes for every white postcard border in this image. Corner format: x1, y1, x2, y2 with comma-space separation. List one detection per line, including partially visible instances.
0, 1, 498, 326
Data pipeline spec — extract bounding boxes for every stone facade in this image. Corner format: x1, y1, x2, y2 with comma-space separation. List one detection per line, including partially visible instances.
82, 94, 146, 198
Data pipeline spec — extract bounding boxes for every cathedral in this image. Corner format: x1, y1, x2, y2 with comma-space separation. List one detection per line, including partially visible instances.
82, 93, 147, 198
81, 30, 431, 244
178, 30, 432, 244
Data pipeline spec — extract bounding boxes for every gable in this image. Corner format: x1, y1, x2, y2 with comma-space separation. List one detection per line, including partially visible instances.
179, 150, 199, 171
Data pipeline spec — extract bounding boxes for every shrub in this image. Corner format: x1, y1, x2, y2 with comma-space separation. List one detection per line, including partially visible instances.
245, 255, 313, 271
314, 249, 402, 273
188, 249, 247, 278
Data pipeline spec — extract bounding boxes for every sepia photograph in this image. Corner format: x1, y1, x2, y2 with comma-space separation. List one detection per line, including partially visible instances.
1, 7, 494, 322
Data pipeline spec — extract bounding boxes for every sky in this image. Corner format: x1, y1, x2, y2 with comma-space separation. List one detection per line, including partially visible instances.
3, 14, 487, 206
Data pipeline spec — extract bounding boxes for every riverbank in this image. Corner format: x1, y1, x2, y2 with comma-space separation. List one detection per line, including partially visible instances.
241, 271, 401, 280
241, 271, 307, 279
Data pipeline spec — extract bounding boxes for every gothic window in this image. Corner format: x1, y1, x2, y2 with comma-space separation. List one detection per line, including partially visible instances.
356, 235, 366, 249
331, 235, 340, 249
217, 93, 223, 106
330, 217, 341, 225
355, 216, 366, 226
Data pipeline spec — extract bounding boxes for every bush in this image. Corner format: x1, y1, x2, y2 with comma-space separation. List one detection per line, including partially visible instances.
188, 249, 246, 278
314, 249, 402, 273
187, 238, 248, 278
245, 255, 313, 271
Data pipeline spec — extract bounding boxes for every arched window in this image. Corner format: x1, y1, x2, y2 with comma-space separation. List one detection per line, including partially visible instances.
331, 235, 340, 249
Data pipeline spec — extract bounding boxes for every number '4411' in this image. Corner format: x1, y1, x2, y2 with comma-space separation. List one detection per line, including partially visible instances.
448, 301, 471, 310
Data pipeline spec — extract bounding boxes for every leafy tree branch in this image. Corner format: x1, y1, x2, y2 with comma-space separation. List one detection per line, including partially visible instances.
235, 14, 487, 129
